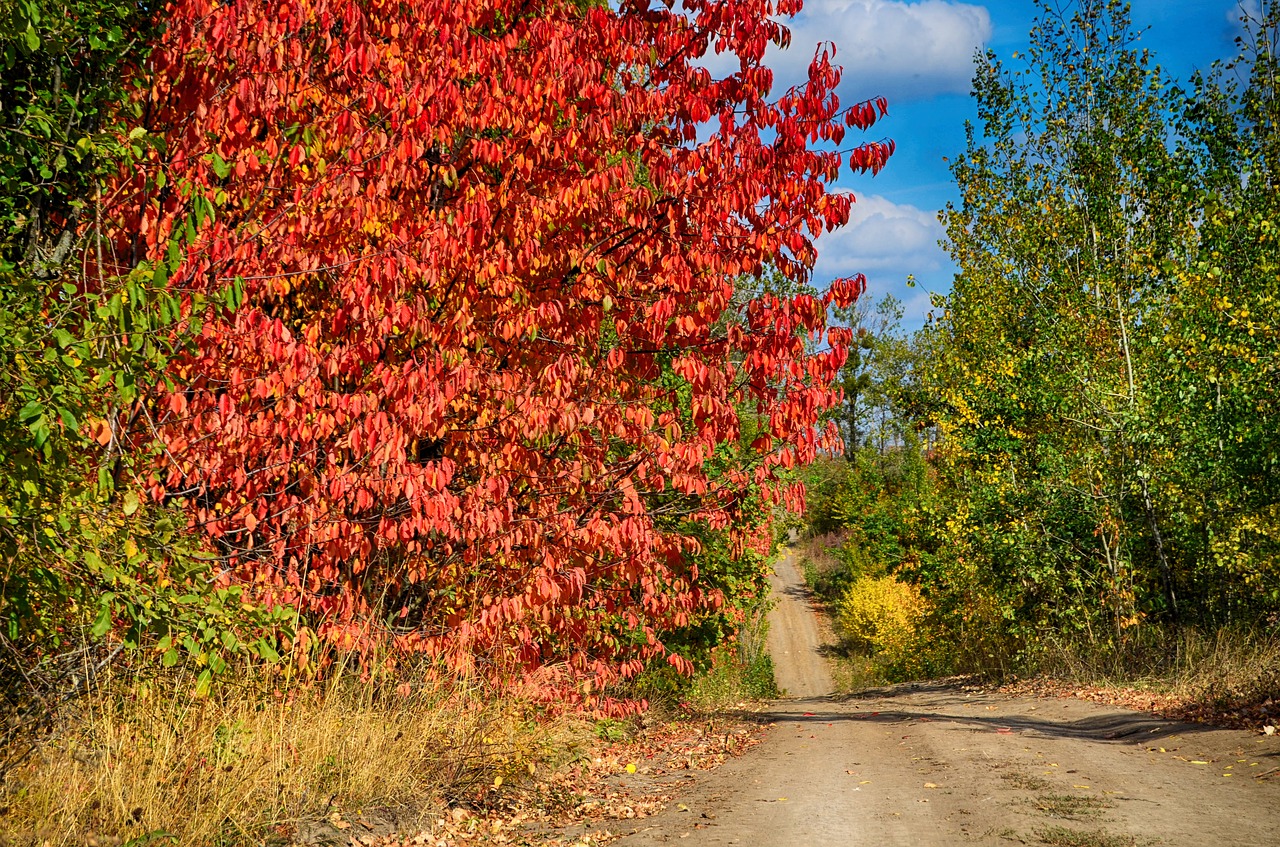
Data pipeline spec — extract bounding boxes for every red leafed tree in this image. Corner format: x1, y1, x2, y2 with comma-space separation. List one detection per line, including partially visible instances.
107, 0, 892, 698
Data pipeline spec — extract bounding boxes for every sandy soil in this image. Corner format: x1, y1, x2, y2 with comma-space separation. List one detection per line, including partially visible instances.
610, 551, 1280, 846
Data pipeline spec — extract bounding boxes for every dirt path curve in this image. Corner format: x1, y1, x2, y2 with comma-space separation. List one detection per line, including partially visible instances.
614, 551, 1280, 846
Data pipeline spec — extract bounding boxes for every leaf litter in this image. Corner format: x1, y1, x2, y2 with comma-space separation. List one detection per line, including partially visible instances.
296, 714, 764, 846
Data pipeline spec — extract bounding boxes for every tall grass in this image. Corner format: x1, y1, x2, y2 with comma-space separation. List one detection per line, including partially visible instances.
0, 664, 589, 846
1034, 626, 1280, 708
797, 524, 1280, 711
619, 597, 779, 714
684, 602, 779, 711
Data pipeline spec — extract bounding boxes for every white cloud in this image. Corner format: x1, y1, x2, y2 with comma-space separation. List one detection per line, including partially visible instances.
814, 193, 944, 275
706, 1, 992, 103
811, 193, 953, 327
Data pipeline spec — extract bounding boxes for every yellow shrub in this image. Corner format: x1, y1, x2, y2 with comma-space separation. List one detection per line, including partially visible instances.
838, 575, 930, 660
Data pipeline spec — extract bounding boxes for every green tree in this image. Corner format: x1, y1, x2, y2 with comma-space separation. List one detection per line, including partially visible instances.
928, 0, 1200, 648
1150, 0, 1280, 621
2, 0, 157, 682
1, 2, 281, 758
915, 0, 1280, 666
833, 294, 915, 455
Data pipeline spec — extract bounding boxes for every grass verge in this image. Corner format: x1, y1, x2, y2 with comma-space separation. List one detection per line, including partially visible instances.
1, 637, 779, 847
0, 665, 590, 847
1032, 794, 1112, 821
1006, 627, 1280, 730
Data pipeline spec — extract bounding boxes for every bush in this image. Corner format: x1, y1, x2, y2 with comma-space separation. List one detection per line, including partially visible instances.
838, 575, 931, 677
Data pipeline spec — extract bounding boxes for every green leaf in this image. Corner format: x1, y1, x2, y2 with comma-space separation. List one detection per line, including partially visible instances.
210, 151, 230, 180
122, 491, 141, 516
91, 603, 113, 638
24, 24, 39, 52
29, 416, 50, 448
256, 638, 281, 663
58, 407, 78, 432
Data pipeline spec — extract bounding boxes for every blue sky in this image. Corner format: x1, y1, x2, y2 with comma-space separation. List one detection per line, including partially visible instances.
747, 0, 1258, 330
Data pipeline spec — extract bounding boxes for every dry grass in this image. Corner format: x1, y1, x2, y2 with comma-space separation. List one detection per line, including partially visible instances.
0, 664, 592, 847
1035, 825, 1144, 847
826, 648, 886, 693
1148, 628, 1279, 706
793, 531, 854, 601
1031, 793, 1112, 821
999, 771, 1051, 792
1037, 626, 1280, 719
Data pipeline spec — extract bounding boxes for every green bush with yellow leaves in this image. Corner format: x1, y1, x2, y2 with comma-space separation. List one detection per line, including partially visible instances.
838, 575, 932, 678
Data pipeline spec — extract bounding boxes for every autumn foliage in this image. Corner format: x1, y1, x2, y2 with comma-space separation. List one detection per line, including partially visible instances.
104, 0, 891, 697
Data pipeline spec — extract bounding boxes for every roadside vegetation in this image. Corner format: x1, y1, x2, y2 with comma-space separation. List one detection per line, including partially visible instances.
797, 0, 1280, 730
1, 637, 776, 846
2, 0, 834, 842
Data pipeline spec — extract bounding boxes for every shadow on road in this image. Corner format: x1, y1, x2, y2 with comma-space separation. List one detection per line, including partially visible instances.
740, 684, 1279, 759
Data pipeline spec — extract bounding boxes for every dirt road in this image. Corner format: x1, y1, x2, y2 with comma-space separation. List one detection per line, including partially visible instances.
763, 546, 832, 699
614, 551, 1280, 846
